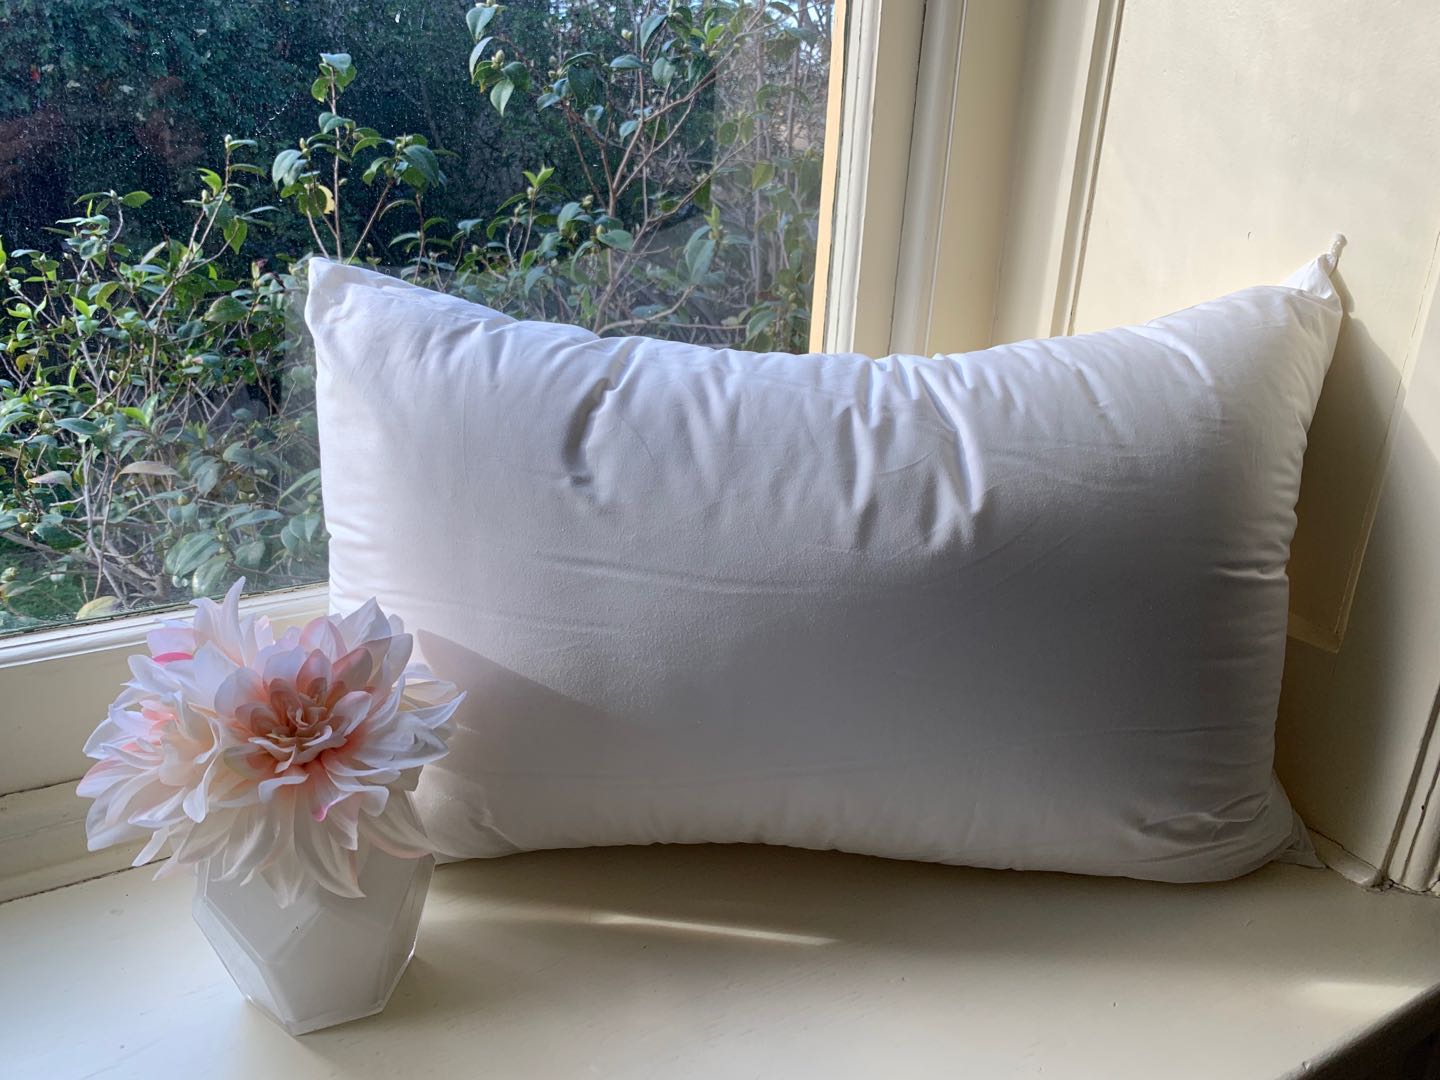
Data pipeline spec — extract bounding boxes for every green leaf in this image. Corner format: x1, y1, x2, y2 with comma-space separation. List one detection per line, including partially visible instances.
203, 295, 248, 323
191, 553, 232, 595
310, 75, 330, 102
501, 61, 530, 90
221, 443, 264, 469
191, 457, 224, 496
271, 148, 304, 188
118, 191, 151, 208
401, 144, 443, 188
165, 532, 221, 577
598, 228, 634, 252
87, 281, 119, 307
684, 228, 716, 280
559, 51, 596, 72
31, 469, 74, 485
639, 12, 667, 49
222, 218, 248, 254
235, 540, 267, 570
55, 418, 100, 437
751, 161, 776, 189
610, 54, 643, 71
652, 56, 676, 87
619, 119, 639, 139
120, 460, 178, 477
490, 78, 515, 116
278, 467, 323, 502
466, 4, 499, 40
226, 508, 282, 528
197, 167, 223, 194
76, 596, 121, 620
557, 201, 582, 231
468, 36, 493, 77
746, 306, 778, 339
34, 523, 81, 550
320, 52, 356, 91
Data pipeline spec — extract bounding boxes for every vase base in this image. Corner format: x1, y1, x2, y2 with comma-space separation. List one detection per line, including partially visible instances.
192, 851, 433, 1036
244, 995, 386, 1037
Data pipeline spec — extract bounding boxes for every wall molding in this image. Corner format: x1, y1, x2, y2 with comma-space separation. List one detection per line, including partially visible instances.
0, 780, 142, 904
989, 0, 1123, 347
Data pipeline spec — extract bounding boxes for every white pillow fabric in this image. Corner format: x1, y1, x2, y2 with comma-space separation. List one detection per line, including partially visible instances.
307, 255, 1341, 881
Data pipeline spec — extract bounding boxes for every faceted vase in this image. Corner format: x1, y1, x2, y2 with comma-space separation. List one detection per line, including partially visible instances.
192, 846, 434, 1035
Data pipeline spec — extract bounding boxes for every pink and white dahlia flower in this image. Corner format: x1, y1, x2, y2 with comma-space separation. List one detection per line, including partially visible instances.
78, 580, 463, 905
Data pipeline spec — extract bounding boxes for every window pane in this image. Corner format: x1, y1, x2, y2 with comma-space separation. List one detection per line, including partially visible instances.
0, 0, 834, 635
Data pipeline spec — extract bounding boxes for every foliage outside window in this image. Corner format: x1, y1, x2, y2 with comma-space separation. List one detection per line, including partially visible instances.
0, 0, 834, 634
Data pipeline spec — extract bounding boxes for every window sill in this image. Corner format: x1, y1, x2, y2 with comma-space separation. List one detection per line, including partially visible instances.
5, 846, 1440, 1079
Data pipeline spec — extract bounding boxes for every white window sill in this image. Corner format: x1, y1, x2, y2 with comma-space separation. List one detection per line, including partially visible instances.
5, 846, 1440, 1080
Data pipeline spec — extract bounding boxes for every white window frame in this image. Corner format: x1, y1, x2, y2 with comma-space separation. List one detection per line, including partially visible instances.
47, 0, 1440, 905
0, 0, 954, 897
10, 0, 1439, 913
0, 0, 946, 797
0, 0, 1113, 898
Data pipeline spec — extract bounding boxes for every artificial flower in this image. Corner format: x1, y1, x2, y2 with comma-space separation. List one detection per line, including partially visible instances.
78, 580, 463, 905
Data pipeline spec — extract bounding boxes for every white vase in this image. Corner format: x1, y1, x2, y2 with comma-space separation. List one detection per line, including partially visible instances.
192, 845, 434, 1035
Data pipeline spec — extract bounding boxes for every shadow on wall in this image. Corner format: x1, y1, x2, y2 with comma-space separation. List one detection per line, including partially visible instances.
1276, 289, 1440, 888
1288, 264, 1397, 640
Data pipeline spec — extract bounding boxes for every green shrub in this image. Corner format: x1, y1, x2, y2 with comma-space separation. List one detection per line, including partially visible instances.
0, 0, 832, 631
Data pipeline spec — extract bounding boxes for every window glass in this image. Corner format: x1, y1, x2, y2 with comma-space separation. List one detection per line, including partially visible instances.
0, 0, 834, 635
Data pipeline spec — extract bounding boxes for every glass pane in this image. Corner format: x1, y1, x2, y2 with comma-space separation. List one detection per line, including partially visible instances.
0, 0, 835, 636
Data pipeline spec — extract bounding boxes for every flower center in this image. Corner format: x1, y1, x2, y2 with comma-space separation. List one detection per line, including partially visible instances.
229, 646, 377, 774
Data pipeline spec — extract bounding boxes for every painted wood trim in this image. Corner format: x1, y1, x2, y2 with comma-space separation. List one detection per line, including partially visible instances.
0, 780, 142, 903
888, 0, 967, 356
1386, 682, 1440, 894
989, 0, 1122, 347
1056, 0, 1125, 338
817, 0, 924, 357
808, 0, 848, 354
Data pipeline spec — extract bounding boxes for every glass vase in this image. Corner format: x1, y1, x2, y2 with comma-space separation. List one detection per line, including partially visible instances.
191, 845, 434, 1035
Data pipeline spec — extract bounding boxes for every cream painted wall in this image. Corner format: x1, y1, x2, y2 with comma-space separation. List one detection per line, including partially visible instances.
1277, 266, 1440, 887
1072, 0, 1440, 648
1056, 0, 1440, 876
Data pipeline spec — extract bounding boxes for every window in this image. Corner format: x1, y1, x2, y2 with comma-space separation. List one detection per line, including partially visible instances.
4, 0, 1252, 907
0, 0, 836, 636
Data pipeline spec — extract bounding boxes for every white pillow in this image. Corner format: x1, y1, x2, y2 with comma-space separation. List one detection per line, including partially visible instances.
306, 255, 1340, 881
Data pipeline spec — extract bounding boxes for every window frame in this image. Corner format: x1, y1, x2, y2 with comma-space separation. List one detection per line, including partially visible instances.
0, 0, 1119, 897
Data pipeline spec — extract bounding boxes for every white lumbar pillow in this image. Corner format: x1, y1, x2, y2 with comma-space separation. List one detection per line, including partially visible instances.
307, 254, 1340, 881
